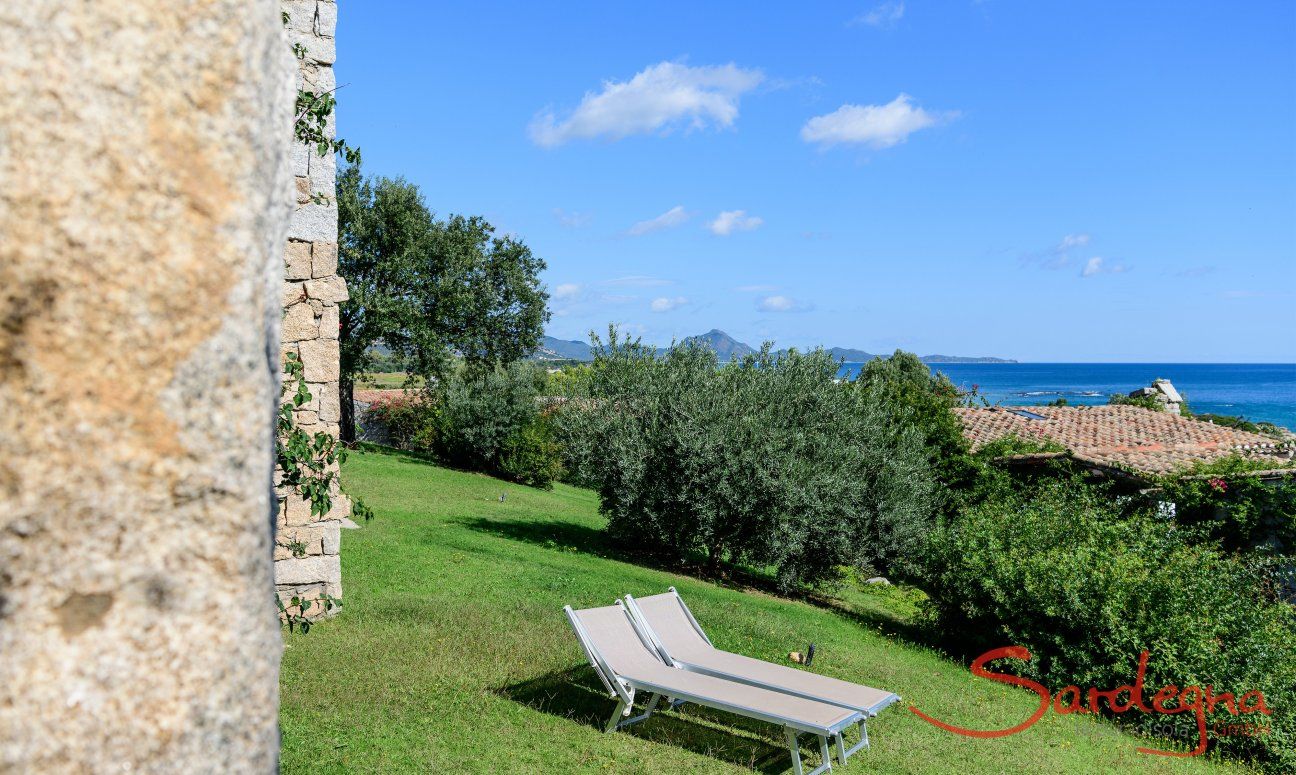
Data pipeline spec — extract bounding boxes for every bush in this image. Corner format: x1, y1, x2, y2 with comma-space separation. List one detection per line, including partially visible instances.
498, 415, 565, 488
1158, 455, 1296, 555
853, 352, 979, 511
922, 477, 1296, 770
362, 393, 439, 448
555, 332, 937, 589
361, 362, 562, 488
436, 361, 545, 472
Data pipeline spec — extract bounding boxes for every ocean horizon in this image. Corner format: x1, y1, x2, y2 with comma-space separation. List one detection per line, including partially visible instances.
836, 362, 1296, 431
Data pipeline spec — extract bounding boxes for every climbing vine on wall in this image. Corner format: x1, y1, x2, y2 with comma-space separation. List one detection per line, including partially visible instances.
276, 10, 370, 629
277, 352, 344, 516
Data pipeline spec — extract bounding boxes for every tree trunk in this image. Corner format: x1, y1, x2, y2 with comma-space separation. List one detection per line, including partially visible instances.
0, 2, 293, 770
706, 543, 725, 576
340, 372, 356, 443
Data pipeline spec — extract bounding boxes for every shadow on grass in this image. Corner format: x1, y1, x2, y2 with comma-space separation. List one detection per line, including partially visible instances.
498, 666, 815, 774
460, 515, 944, 655
350, 442, 442, 468
460, 517, 617, 557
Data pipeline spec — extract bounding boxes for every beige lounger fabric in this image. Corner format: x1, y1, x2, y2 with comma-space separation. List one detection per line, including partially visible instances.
632, 593, 897, 713
572, 605, 856, 730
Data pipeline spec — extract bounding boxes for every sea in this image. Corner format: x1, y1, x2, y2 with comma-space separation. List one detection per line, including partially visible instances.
835, 362, 1296, 431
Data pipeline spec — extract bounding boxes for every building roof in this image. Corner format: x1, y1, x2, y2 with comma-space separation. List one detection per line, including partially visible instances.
352, 388, 417, 406
955, 405, 1294, 476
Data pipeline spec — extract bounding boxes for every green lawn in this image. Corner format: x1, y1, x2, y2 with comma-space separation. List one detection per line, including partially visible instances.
357, 371, 421, 389
280, 446, 1256, 774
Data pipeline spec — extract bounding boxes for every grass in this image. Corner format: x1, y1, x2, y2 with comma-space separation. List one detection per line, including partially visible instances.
280, 446, 1257, 774
357, 371, 421, 389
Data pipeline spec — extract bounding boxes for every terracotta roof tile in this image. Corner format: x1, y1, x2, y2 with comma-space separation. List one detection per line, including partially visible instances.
955, 405, 1294, 475
352, 388, 417, 405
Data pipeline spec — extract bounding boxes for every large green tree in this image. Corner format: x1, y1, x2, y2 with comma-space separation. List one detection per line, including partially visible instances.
335, 162, 549, 440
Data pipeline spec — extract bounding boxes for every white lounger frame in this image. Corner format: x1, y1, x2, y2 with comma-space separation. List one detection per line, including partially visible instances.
623, 588, 902, 766
564, 602, 861, 775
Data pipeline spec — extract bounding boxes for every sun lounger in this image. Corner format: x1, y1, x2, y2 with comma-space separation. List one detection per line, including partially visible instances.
622, 588, 900, 762
564, 601, 866, 774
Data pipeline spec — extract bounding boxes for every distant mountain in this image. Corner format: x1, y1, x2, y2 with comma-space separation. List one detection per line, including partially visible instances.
683, 329, 756, 361
825, 347, 876, 362
531, 330, 1015, 364
920, 354, 1017, 364
531, 336, 593, 362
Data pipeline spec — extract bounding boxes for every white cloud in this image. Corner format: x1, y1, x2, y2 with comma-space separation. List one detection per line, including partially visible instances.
650, 296, 689, 313
627, 205, 691, 236
801, 94, 954, 149
1022, 233, 1092, 270
529, 61, 765, 147
1081, 257, 1129, 277
850, 1, 904, 28
552, 208, 591, 228
604, 275, 672, 287
759, 295, 813, 313
1058, 233, 1090, 251
552, 283, 582, 301
708, 210, 764, 236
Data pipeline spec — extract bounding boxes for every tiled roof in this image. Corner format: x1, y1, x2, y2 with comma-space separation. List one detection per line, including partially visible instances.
955, 405, 1294, 476
352, 388, 417, 406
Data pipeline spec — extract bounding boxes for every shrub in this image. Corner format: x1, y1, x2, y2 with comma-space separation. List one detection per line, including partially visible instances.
1109, 390, 1191, 416
361, 362, 561, 488
853, 352, 979, 510
922, 478, 1296, 770
1158, 455, 1296, 555
558, 332, 937, 589
362, 393, 439, 448
436, 361, 545, 473
498, 415, 564, 489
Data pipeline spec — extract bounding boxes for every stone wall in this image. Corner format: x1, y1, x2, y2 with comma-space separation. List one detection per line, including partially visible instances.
0, 1, 293, 769
276, 0, 349, 610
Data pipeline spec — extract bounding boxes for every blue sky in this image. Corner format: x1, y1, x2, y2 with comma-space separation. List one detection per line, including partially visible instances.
336, 1, 1295, 362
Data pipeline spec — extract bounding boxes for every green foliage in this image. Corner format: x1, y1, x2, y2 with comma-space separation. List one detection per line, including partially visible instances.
853, 352, 978, 511
436, 362, 548, 475
1108, 392, 1167, 412
277, 592, 338, 635
498, 416, 566, 489
284, 10, 360, 198
364, 347, 406, 373
1158, 455, 1296, 554
280, 448, 1244, 774
294, 89, 360, 168
363, 363, 562, 488
336, 162, 550, 440
554, 330, 937, 589
276, 352, 344, 518
1193, 413, 1289, 440
975, 433, 1067, 458
277, 10, 364, 633
275, 353, 373, 575
541, 364, 593, 396
363, 393, 440, 449
923, 477, 1296, 770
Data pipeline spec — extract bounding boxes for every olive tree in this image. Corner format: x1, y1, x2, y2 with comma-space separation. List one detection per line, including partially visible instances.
554, 330, 938, 589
